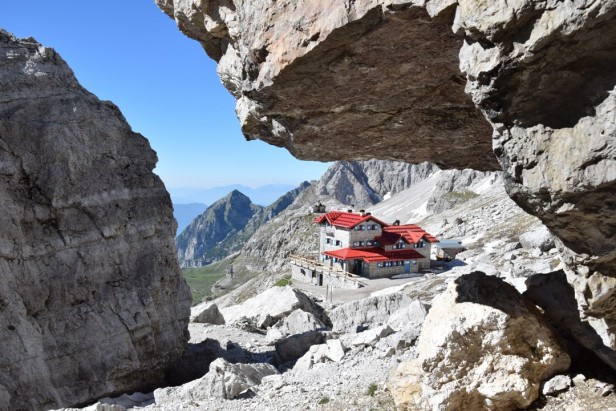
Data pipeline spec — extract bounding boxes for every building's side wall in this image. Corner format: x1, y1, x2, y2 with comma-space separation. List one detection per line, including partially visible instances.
321, 227, 351, 256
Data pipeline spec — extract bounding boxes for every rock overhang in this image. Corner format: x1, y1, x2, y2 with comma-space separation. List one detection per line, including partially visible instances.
158, 0, 499, 170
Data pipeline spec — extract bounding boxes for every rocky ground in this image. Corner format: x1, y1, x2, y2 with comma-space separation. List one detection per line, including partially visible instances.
59, 259, 616, 411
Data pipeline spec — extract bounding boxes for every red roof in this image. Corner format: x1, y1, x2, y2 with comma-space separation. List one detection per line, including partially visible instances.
323, 247, 426, 262
379, 224, 439, 244
314, 211, 387, 229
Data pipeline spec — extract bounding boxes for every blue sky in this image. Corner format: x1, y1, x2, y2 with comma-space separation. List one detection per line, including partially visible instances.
0, 1, 330, 189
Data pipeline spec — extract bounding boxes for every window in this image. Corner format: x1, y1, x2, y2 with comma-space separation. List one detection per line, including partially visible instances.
359, 225, 365, 231
353, 241, 359, 247
326, 238, 331, 244
335, 240, 341, 246
377, 262, 383, 267
354, 226, 360, 231
385, 261, 391, 267
372, 224, 378, 230
366, 240, 373, 246
412, 260, 417, 265
358, 241, 364, 247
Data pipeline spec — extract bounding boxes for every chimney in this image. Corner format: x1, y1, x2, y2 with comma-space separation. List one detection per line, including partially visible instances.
347, 209, 353, 213
393, 219, 400, 226
359, 209, 366, 216
366, 212, 371, 216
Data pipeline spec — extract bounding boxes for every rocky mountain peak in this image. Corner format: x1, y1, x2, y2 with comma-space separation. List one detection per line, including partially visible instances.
314, 160, 436, 207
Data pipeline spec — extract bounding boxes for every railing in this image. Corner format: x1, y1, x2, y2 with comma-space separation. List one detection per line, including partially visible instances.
289, 254, 367, 287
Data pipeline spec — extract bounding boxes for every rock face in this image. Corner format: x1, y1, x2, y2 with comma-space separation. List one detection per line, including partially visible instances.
220, 286, 327, 329
313, 160, 437, 207
389, 272, 570, 410
156, 0, 497, 170
329, 292, 425, 334
0, 31, 191, 410
157, 0, 616, 367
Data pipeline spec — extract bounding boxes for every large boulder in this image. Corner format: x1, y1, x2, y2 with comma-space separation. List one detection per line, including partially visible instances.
0, 31, 191, 410
265, 309, 328, 343
294, 339, 348, 371
389, 272, 570, 410
519, 226, 556, 253
154, 358, 278, 402
275, 330, 326, 364
191, 302, 225, 325
220, 286, 326, 329
329, 292, 422, 333
156, 0, 616, 368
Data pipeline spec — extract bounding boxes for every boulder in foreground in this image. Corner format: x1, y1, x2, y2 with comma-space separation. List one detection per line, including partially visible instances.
389, 272, 570, 410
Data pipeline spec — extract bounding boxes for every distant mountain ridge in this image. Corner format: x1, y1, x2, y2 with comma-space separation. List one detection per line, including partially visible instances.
169, 183, 297, 206
176, 183, 310, 266
173, 203, 208, 234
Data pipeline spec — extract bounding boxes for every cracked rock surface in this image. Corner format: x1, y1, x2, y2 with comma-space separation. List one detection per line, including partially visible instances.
0, 31, 191, 410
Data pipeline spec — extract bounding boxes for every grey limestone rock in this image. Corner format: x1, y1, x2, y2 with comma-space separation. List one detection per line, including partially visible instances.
542, 375, 572, 396
191, 302, 225, 325
389, 272, 571, 411
275, 330, 326, 364
329, 292, 421, 333
265, 308, 327, 344
350, 325, 395, 347
519, 226, 556, 253
221, 285, 327, 329
0, 31, 191, 410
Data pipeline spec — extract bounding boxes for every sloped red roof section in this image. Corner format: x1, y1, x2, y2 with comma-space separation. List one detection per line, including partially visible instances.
374, 231, 401, 246
382, 224, 439, 244
314, 211, 387, 229
324, 247, 426, 262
